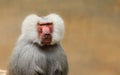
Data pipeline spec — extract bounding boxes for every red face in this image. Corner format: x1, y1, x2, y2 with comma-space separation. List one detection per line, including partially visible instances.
37, 22, 53, 45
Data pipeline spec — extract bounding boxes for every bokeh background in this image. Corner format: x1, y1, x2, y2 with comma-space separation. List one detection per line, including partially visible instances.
0, 0, 120, 75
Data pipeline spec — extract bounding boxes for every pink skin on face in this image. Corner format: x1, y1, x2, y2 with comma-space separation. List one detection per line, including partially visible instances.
37, 22, 53, 45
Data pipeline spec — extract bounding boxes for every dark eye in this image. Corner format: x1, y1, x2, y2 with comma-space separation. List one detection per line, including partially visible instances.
37, 23, 47, 26
38, 22, 53, 26
39, 23, 47, 26
47, 23, 53, 25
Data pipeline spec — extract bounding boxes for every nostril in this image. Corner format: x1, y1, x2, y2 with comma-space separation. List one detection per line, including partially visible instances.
44, 33, 51, 39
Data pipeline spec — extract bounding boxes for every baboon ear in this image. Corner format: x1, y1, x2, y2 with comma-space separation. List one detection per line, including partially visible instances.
46, 13, 65, 44
46, 13, 64, 26
18, 14, 42, 45
21, 14, 39, 34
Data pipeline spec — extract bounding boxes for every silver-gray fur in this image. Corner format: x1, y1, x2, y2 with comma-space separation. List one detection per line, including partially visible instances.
9, 38, 68, 75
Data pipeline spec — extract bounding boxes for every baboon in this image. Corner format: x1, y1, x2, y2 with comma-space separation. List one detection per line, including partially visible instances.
8, 14, 68, 75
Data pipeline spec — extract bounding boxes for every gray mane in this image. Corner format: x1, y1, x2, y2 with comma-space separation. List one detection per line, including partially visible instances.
9, 39, 68, 75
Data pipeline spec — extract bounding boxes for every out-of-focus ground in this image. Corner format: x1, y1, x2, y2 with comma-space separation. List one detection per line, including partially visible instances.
0, 0, 120, 75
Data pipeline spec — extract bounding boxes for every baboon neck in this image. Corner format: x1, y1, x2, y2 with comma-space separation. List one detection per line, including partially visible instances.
34, 42, 60, 52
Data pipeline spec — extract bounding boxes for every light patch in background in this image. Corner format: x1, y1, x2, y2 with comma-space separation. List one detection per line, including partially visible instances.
0, 69, 7, 75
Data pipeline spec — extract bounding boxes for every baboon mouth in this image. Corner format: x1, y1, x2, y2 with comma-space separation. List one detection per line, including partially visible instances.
42, 40, 51, 45
41, 35, 52, 45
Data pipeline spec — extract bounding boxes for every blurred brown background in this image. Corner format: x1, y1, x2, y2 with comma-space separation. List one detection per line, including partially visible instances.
0, 0, 120, 75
